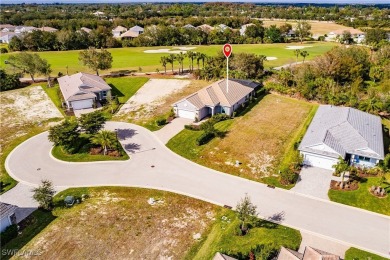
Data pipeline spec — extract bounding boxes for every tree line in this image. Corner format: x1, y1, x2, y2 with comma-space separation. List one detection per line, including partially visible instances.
266, 45, 390, 115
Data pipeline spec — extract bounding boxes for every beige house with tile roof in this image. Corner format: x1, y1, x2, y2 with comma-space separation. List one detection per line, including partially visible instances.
58, 72, 111, 110
173, 79, 259, 121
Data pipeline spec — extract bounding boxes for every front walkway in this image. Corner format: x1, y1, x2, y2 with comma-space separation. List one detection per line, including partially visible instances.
154, 117, 193, 144
291, 166, 343, 200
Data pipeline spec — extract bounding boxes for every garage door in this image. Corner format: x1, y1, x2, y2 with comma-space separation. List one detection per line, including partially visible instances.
177, 109, 196, 120
303, 153, 338, 170
71, 99, 93, 110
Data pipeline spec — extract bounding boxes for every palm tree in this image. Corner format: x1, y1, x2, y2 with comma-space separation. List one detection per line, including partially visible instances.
90, 130, 117, 155
176, 52, 185, 74
187, 51, 196, 72
300, 50, 309, 63
294, 49, 301, 63
167, 54, 176, 74
359, 97, 382, 114
160, 56, 168, 74
197, 53, 207, 69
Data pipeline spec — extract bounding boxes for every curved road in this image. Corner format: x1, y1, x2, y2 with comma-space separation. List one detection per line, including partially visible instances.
5, 122, 390, 258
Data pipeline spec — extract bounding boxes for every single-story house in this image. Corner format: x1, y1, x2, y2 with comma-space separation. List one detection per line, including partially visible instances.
0, 32, 17, 43
299, 105, 384, 170
93, 11, 105, 17
197, 24, 214, 33
112, 26, 127, 38
183, 24, 195, 29
38, 26, 58, 33
173, 79, 259, 121
58, 72, 111, 110
277, 246, 340, 260
215, 24, 231, 32
79, 27, 92, 34
14, 26, 37, 34
0, 202, 17, 232
0, 24, 16, 32
121, 30, 140, 39
129, 25, 144, 35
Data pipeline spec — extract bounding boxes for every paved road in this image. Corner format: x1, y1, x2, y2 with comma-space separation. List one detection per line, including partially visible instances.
4, 122, 390, 258
154, 118, 193, 144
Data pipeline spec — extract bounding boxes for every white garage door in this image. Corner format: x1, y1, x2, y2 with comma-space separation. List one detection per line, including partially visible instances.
304, 153, 338, 170
71, 99, 93, 110
177, 109, 196, 120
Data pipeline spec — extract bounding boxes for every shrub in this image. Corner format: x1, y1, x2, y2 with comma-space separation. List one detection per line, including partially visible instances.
0, 47, 8, 53
184, 124, 201, 131
280, 167, 296, 184
196, 132, 215, 145
1, 224, 18, 246
156, 117, 166, 126
209, 113, 230, 124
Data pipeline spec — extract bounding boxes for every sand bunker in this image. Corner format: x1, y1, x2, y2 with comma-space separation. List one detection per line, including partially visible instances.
285, 46, 313, 50
266, 57, 278, 61
144, 47, 196, 54
173, 47, 197, 51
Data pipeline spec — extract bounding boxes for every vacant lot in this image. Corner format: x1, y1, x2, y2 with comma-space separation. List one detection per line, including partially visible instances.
10, 187, 301, 260
0, 42, 337, 75
0, 86, 63, 192
16, 187, 215, 259
261, 19, 358, 35
167, 94, 314, 186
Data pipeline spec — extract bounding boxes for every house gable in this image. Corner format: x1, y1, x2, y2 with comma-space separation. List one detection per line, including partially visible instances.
174, 99, 198, 111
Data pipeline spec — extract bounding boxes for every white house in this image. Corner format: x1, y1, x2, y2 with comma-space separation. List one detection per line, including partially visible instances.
14, 26, 37, 34
58, 72, 111, 110
173, 79, 259, 121
0, 32, 17, 43
129, 25, 144, 35
0, 24, 16, 32
299, 105, 384, 170
183, 24, 195, 29
215, 24, 231, 32
0, 202, 17, 232
239, 23, 255, 36
112, 26, 127, 38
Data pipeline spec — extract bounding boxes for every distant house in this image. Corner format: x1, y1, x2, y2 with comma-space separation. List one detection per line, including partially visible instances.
121, 30, 140, 40
197, 24, 213, 33
173, 79, 259, 121
79, 27, 92, 34
0, 202, 17, 232
38, 26, 58, 33
129, 25, 144, 35
0, 32, 17, 43
299, 105, 384, 170
58, 72, 111, 110
183, 24, 195, 29
112, 26, 127, 38
14, 26, 37, 34
0, 24, 16, 32
277, 246, 340, 260
215, 24, 231, 32
93, 11, 105, 17
326, 28, 365, 42
239, 23, 255, 36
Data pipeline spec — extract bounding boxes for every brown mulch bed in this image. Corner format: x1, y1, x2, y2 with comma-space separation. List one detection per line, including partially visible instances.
90, 147, 120, 157
357, 173, 381, 178
330, 180, 359, 191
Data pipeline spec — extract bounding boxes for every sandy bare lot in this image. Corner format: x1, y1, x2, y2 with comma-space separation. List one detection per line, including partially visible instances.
117, 79, 191, 119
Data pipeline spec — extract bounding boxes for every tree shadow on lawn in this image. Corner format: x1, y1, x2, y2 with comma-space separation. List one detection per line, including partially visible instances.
117, 129, 137, 140
251, 217, 280, 229
108, 84, 125, 99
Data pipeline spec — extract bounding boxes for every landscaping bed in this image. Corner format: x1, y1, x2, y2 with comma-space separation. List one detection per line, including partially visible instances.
52, 144, 129, 162
330, 180, 359, 191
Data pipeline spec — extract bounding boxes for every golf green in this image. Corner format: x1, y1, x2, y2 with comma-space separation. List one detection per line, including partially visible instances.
0, 42, 338, 76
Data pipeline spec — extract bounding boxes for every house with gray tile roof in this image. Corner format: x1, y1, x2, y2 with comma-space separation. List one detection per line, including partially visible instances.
299, 105, 384, 170
0, 202, 17, 232
172, 78, 259, 121
277, 246, 340, 260
58, 72, 111, 110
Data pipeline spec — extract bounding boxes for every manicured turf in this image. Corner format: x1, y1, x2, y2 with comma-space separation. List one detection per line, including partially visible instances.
344, 247, 389, 260
41, 83, 66, 116
328, 176, 390, 216
104, 76, 149, 104
186, 209, 302, 259
1, 209, 56, 260
0, 42, 338, 75
51, 145, 129, 162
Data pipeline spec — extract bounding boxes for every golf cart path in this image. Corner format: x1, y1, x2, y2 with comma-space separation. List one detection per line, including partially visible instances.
4, 121, 390, 258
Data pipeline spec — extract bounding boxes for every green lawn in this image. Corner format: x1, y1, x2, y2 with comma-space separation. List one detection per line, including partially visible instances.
328, 176, 390, 216
186, 209, 301, 259
1, 42, 338, 76
105, 76, 149, 104
345, 247, 389, 260
41, 83, 66, 116
51, 145, 129, 162
1, 210, 56, 260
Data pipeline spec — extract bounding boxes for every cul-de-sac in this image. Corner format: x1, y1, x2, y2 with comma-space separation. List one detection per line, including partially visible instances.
0, 2, 389, 260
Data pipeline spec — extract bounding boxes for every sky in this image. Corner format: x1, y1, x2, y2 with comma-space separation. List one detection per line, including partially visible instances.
1, 0, 389, 4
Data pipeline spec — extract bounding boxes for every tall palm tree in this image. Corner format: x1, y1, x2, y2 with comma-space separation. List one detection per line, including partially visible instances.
294, 49, 301, 63
186, 51, 196, 72
160, 56, 168, 74
176, 52, 185, 74
300, 50, 309, 63
198, 53, 207, 69
90, 130, 117, 155
167, 54, 176, 74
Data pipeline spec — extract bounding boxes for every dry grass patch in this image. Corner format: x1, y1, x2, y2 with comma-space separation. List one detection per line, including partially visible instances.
0, 86, 63, 192
261, 20, 358, 35
17, 187, 217, 260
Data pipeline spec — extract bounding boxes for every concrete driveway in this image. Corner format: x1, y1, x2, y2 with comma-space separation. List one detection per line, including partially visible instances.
291, 167, 340, 200
4, 121, 390, 258
154, 117, 193, 144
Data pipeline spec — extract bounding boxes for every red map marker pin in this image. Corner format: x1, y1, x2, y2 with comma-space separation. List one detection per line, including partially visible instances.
223, 44, 232, 58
